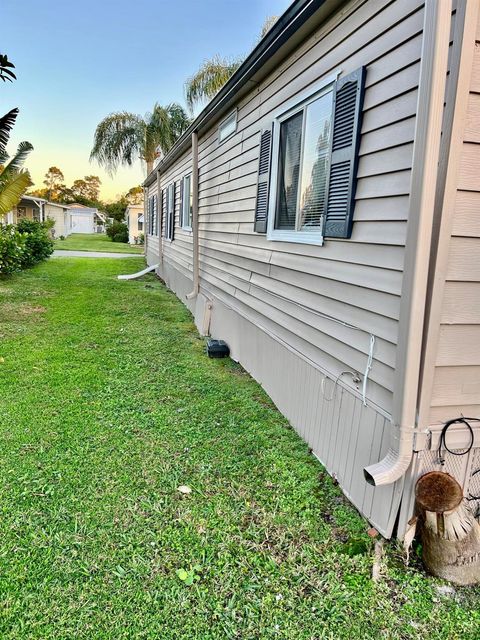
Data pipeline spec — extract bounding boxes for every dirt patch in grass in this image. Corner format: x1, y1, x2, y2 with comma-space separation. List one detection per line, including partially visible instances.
0, 302, 47, 320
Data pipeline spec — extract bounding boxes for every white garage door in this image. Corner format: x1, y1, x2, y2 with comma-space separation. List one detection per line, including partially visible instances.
71, 214, 93, 233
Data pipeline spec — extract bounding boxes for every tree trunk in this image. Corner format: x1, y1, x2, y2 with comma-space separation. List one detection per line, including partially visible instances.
416, 471, 480, 585
146, 160, 153, 175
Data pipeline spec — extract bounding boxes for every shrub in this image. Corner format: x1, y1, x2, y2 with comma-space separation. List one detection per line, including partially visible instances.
16, 219, 54, 268
137, 233, 144, 245
106, 221, 128, 243
113, 231, 128, 243
0, 225, 27, 275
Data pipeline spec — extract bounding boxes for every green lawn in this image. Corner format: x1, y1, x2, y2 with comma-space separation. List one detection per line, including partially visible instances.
55, 233, 144, 253
0, 258, 478, 639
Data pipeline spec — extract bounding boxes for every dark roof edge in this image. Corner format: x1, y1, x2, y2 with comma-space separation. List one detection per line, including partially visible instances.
144, 0, 327, 186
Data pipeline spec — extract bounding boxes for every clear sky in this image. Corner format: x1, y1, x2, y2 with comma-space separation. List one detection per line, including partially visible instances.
2, 0, 291, 201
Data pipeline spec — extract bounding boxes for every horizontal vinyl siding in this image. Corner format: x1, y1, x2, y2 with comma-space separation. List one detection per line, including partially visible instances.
148, 0, 426, 415
429, 10, 480, 424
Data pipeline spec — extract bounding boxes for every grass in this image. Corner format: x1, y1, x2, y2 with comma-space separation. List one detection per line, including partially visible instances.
0, 258, 478, 639
54, 233, 144, 253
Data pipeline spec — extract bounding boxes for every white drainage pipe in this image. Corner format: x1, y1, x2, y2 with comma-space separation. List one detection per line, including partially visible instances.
117, 263, 159, 280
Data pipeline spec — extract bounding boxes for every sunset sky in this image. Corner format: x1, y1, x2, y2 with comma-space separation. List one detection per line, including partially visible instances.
2, 0, 290, 202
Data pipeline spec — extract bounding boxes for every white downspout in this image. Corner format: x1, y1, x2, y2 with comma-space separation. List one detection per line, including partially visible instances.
364, 0, 452, 486
187, 131, 199, 299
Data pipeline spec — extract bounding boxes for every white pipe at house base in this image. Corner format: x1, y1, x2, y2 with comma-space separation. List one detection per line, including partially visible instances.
117, 263, 159, 280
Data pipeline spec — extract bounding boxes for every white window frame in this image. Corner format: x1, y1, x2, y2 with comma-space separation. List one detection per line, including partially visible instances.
266, 71, 340, 246
181, 174, 193, 231
218, 109, 237, 143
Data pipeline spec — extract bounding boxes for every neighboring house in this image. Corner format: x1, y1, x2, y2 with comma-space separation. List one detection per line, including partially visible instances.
68, 204, 97, 234
1, 196, 71, 238
143, 0, 480, 538
125, 203, 144, 244
95, 211, 108, 234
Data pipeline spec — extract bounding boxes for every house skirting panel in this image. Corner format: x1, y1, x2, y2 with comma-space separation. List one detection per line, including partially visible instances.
152, 258, 405, 537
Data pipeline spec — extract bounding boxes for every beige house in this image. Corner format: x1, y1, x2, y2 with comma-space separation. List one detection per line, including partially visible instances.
125, 203, 144, 244
143, 0, 480, 538
2, 196, 71, 237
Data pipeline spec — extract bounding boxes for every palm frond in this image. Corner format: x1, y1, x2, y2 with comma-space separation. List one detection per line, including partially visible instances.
0, 170, 32, 216
0, 54, 16, 83
185, 56, 242, 111
90, 112, 145, 175
0, 141, 33, 185
260, 15, 278, 38
0, 108, 19, 150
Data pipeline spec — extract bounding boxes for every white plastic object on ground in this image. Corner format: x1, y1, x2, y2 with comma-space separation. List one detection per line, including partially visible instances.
117, 263, 159, 280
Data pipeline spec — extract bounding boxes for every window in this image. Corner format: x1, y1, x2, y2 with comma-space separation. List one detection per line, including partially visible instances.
164, 183, 175, 241
253, 68, 365, 243
218, 110, 237, 143
271, 86, 333, 243
137, 212, 143, 232
181, 175, 193, 229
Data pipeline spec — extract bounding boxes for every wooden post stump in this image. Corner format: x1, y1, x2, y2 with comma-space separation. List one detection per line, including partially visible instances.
415, 471, 480, 585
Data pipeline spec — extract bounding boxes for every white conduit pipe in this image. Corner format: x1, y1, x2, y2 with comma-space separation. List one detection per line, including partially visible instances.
117, 263, 160, 280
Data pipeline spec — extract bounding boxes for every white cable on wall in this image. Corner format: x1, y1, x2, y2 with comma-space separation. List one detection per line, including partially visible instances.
362, 334, 375, 406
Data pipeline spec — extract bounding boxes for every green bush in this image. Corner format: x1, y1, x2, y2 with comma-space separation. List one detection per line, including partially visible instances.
16, 220, 54, 268
0, 220, 54, 275
0, 225, 27, 275
113, 231, 128, 243
106, 221, 128, 243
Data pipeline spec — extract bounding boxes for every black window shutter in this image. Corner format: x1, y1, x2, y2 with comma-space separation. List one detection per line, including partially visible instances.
147, 197, 150, 235
162, 189, 166, 238
153, 194, 157, 235
170, 183, 175, 241
148, 196, 152, 235
254, 124, 273, 233
179, 177, 184, 228
324, 66, 366, 239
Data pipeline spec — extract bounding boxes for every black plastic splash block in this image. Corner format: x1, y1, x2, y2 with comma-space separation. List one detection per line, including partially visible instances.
206, 339, 230, 358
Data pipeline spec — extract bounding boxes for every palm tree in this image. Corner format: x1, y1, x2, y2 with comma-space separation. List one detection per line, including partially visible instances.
0, 108, 33, 217
185, 16, 278, 112
185, 56, 242, 112
90, 103, 191, 175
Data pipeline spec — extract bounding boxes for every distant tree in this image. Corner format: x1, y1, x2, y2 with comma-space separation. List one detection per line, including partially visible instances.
83, 175, 101, 202
125, 185, 143, 205
56, 184, 74, 202
0, 54, 16, 83
104, 196, 128, 222
71, 179, 89, 200
185, 17, 278, 112
104, 185, 143, 222
90, 103, 191, 175
43, 166, 65, 201
71, 175, 101, 204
